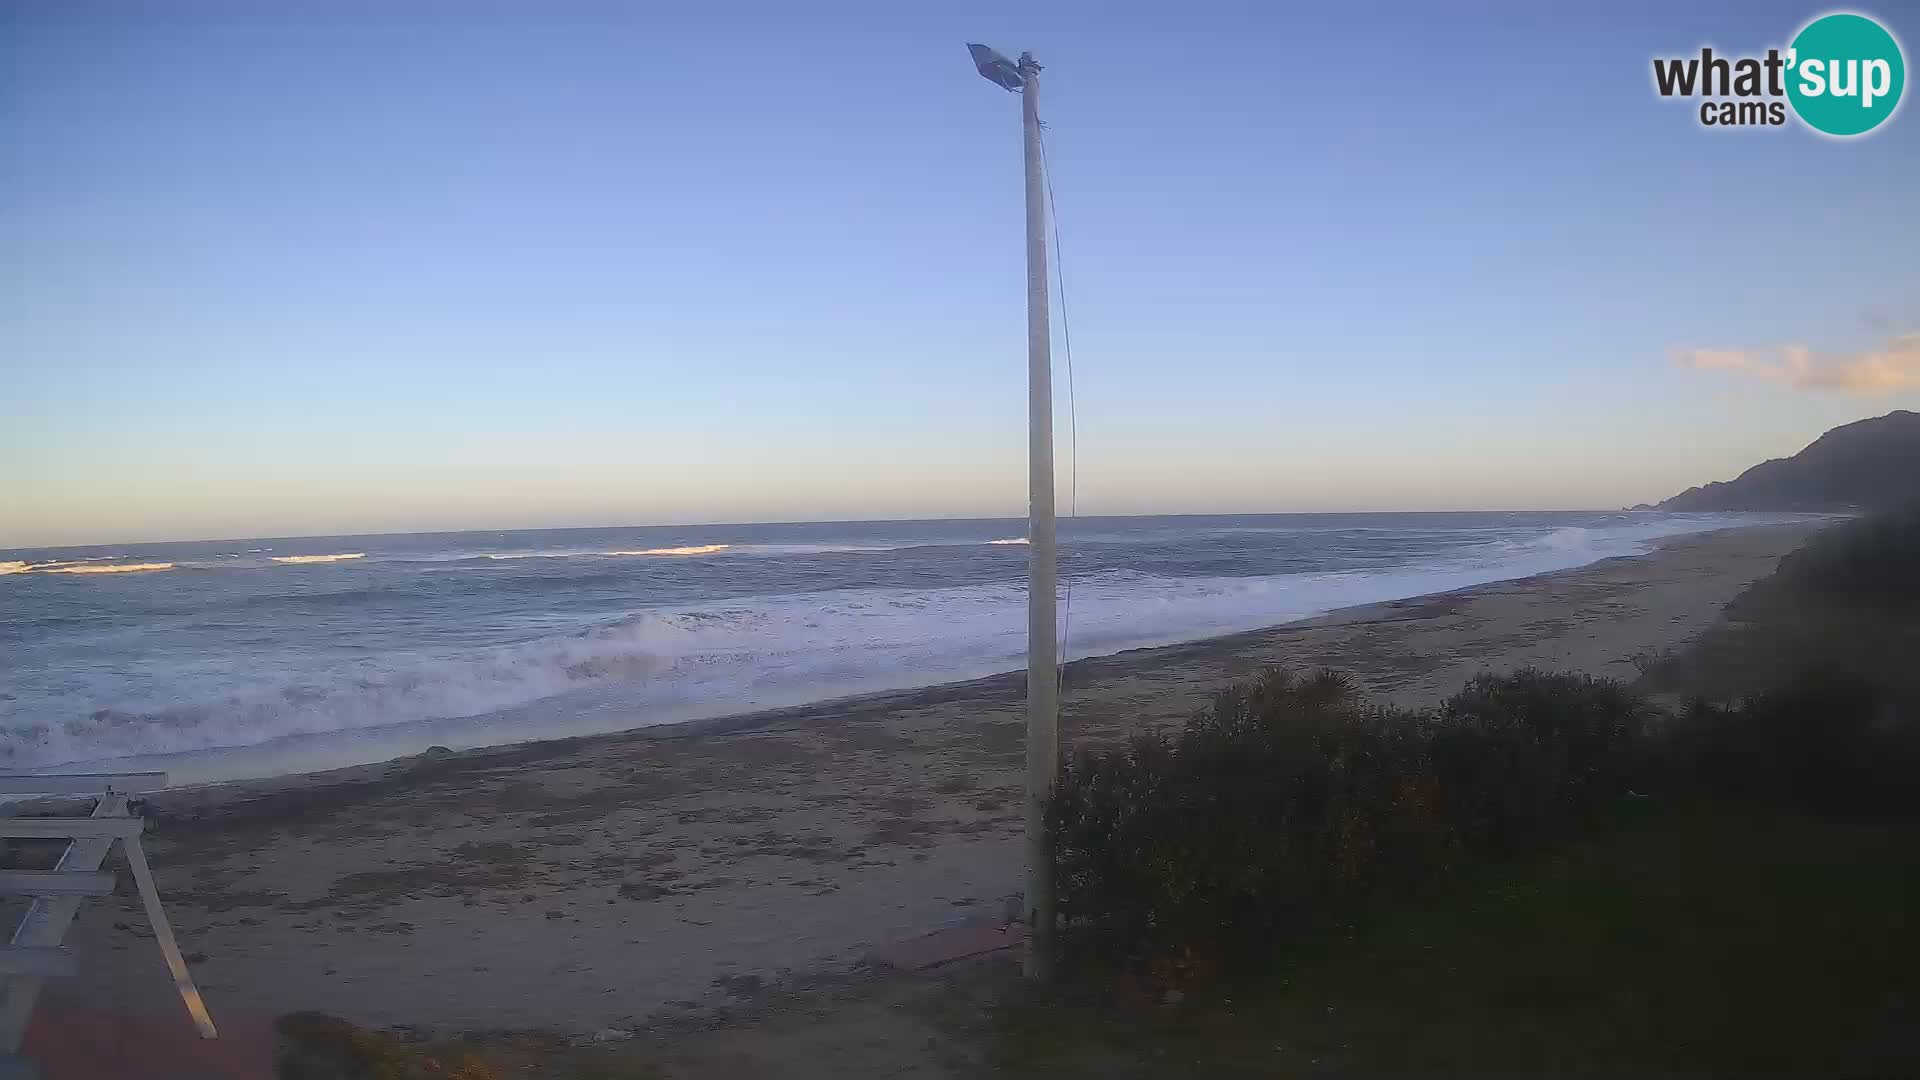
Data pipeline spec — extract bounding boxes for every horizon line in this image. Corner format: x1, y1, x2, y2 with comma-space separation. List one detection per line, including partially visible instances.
2, 504, 1701, 553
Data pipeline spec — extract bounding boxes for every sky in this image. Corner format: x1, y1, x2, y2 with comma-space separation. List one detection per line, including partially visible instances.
3, 1, 1918, 548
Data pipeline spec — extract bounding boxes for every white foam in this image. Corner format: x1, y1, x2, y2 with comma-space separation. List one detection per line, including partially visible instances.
270, 552, 366, 565
1, 556, 151, 576
731, 543, 911, 556
45, 562, 175, 575
478, 542, 904, 562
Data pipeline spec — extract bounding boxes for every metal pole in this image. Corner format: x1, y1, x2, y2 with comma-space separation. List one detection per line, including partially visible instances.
1018, 51, 1058, 982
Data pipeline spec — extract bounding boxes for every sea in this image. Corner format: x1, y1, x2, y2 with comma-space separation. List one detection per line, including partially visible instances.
0, 512, 1799, 786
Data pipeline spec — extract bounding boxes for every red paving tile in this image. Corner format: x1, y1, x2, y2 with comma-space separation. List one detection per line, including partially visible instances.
22, 1004, 273, 1080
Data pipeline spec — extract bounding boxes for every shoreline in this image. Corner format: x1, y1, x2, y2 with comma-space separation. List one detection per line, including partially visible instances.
50, 522, 1820, 1032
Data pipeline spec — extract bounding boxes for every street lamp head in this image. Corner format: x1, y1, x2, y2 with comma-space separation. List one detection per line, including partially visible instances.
967, 43, 1025, 91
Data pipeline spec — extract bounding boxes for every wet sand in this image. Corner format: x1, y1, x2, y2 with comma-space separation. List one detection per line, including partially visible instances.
48, 523, 1817, 1034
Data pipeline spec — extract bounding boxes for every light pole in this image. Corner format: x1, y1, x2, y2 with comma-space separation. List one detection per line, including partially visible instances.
968, 43, 1056, 981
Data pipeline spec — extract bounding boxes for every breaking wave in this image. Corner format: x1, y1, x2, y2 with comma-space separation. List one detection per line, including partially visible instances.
3, 556, 153, 575
270, 552, 367, 565
44, 562, 176, 575
2, 560, 177, 576
476, 542, 924, 562
3, 539, 1039, 579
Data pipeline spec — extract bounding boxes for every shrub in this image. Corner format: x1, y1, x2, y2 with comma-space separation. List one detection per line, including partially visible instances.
1049, 668, 1647, 968
1768, 500, 1920, 610
1662, 669, 1920, 816
1641, 504, 1920, 702
1051, 659, 1920, 971
1427, 670, 1650, 852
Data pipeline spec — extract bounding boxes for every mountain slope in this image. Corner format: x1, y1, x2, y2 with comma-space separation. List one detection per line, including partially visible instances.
1657, 410, 1920, 512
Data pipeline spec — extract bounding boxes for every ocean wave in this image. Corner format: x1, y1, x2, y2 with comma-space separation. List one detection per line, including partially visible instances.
0, 612, 701, 767
1488, 517, 1744, 562
484, 545, 735, 559
270, 552, 367, 565
734, 543, 908, 556
12, 561, 178, 576
482, 544, 731, 560
1, 557, 146, 576
0, 513, 1797, 774
0, 561, 1446, 766
7, 539, 994, 579
477, 542, 906, 562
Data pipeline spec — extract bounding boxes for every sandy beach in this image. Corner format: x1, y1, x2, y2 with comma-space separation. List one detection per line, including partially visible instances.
45, 523, 1818, 1035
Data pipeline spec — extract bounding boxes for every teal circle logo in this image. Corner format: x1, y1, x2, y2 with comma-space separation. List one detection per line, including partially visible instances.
1786, 12, 1905, 136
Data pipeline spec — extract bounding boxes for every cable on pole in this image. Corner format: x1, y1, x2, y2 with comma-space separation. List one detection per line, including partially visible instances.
1038, 124, 1078, 691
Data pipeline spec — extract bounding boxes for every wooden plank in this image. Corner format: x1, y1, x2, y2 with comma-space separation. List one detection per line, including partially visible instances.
0, 795, 125, 1052
0, 949, 75, 979
0, 817, 143, 840
123, 837, 218, 1039
0, 773, 167, 796
0, 872, 114, 898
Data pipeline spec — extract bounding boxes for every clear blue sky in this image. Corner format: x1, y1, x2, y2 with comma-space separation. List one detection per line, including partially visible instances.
4, 1, 1917, 547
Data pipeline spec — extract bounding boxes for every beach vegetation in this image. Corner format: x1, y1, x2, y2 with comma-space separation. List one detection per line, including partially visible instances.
1048, 667, 1651, 970
1640, 499, 1920, 701
1047, 500, 1920, 979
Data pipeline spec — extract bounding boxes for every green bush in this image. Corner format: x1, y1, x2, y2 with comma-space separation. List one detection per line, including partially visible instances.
1049, 668, 1645, 967
1050, 507, 1920, 980
1051, 657, 1920, 971
1640, 504, 1920, 703
1428, 670, 1650, 853
1050, 670, 1413, 951
1769, 500, 1920, 609
1663, 670, 1920, 816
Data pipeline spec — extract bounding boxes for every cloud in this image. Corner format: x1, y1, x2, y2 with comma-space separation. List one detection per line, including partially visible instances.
1671, 333, 1920, 396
